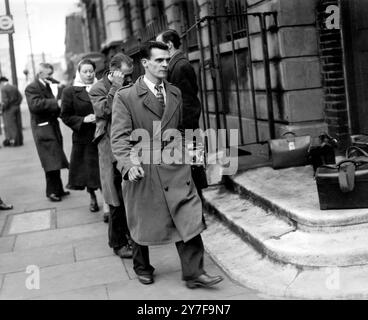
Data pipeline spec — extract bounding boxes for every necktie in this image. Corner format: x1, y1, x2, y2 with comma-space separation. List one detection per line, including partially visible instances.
154, 84, 165, 109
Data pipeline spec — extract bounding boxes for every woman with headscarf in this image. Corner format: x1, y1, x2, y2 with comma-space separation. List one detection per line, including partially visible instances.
61, 59, 101, 212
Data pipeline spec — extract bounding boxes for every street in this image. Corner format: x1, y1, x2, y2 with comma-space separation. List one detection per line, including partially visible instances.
0, 105, 261, 300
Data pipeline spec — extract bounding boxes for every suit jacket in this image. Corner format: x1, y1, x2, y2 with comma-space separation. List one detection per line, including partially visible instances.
25, 79, 69, 172
1, 83, 22, 111
168, 51, 202, 130
89, 75, 122, 206
60, 86, 96, 144
111, 76, 205, 245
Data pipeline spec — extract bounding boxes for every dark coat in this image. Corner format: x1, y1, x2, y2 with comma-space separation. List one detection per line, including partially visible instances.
60, 86, 100, 190
89, 76, 121, 205
111, 76, 205, 246
168, 51, 202, 130
1, 83, 23, 145
25, 79, 69, 172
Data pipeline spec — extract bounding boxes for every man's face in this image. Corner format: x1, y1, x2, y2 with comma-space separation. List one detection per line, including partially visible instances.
120, 63, 134, 85
39, 67, 53, 81
142, 48, 170, 81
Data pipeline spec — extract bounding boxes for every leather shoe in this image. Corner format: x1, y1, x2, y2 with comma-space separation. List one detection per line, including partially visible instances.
113, 245, 133, 259
60, 191, 70, 197
89, 198, 99, 212
103, 211, 109, 223
186, 273, 224, 289
0, 202, 13, 210
137, 274, 154, 285
48, 194, 61, 202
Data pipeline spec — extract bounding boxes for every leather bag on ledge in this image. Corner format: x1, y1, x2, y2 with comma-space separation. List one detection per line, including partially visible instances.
315, 146, 368, 210
269, 132, 311, 169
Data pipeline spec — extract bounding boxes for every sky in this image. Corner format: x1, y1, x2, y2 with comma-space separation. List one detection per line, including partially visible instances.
0, 0, 80, 83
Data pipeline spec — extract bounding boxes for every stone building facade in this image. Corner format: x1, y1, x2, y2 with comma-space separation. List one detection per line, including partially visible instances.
75, 0, 355, 152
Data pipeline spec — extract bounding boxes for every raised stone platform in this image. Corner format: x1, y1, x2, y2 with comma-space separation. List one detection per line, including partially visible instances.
202, 164, 368, 298
228, 165, 368, 229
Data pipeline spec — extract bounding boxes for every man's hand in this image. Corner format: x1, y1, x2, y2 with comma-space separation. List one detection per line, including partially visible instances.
128, 166, 145, 182
83, 114, 96, 123
111, 71, 126, 87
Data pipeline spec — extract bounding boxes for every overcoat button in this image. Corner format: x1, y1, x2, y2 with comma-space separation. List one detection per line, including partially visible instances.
164, 187, 169, 192
186, 181, 190, 185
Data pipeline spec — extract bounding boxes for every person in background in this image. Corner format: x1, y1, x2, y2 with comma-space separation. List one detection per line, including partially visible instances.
89, 53, 134, 259
25, 63, 70, 202
0, 76, 24, 147
111, 41, 223, 288
60, 59, 101, 212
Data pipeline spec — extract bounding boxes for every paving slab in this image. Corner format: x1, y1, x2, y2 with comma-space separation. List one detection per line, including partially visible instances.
74, 235, 113, 261
0, 243, 74, 275
0, 256, 127, 300
30, 284, 109, 300
232, 166, 368, 228
0, 217, 6, 234
57, 207, 104, 229
13, 222, 107, 251
5, 209, 54, 235
107, 264, 248, 300
0, 236, 15, 254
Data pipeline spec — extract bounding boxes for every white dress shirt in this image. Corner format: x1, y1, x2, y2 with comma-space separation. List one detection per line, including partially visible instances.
143, 76, 166, 105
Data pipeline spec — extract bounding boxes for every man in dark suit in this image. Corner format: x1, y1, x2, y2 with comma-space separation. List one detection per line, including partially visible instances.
25, 63, 69, 202
156, 29, 201, 130
0, 76, 23, 146
111, 41, 223, 288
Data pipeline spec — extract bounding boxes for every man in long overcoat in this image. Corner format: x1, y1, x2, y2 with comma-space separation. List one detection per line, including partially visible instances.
111, 41, 223, 288
0, 76, 24, 146
89, 53, 134, 259
157, 29, 208, 195
25, 63, 69, 202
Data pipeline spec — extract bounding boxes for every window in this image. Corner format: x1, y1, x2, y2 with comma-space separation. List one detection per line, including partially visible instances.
180, 0, 198, 51
213, 0, 247, 42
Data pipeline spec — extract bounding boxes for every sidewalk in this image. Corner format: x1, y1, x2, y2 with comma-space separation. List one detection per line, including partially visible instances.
0, 106, 260, 300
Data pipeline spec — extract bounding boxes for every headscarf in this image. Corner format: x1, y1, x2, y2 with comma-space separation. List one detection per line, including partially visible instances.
73, 69, 98, 92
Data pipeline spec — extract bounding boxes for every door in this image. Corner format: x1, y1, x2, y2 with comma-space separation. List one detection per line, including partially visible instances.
342, 0, 368, 134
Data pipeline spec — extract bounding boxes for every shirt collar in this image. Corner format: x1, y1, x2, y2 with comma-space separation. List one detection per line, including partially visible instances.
143, 76, 164, 92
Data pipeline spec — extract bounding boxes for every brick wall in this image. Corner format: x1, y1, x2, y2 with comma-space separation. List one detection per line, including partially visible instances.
317, 0, 350, 151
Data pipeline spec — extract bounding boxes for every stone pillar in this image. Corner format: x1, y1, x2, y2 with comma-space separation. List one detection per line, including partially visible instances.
317, 0, 350, 152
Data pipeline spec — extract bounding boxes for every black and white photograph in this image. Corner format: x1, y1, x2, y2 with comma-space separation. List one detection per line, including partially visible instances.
0, 0, 363, 306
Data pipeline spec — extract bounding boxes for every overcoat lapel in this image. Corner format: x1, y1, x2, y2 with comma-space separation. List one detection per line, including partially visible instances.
161, 80, 180, 130
137, 77, 163, 119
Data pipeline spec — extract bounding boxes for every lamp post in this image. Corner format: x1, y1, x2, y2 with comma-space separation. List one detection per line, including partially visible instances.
4, 0, 18, 87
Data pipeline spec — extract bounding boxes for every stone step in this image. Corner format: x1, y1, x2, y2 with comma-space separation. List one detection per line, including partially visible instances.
224, 165, 368, 230
203, 186, 368, 267
202, 213, 368, 299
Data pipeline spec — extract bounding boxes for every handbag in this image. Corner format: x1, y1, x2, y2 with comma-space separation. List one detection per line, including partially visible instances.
315, 146, 368, 209
269, 132, 311, 169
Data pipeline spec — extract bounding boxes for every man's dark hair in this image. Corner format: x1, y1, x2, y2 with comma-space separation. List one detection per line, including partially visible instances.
160, 29, 181, 49
77, 58, 96, 72
39, 63, 54, 73
140, 41, 169, 60
109, 53, 133, 71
